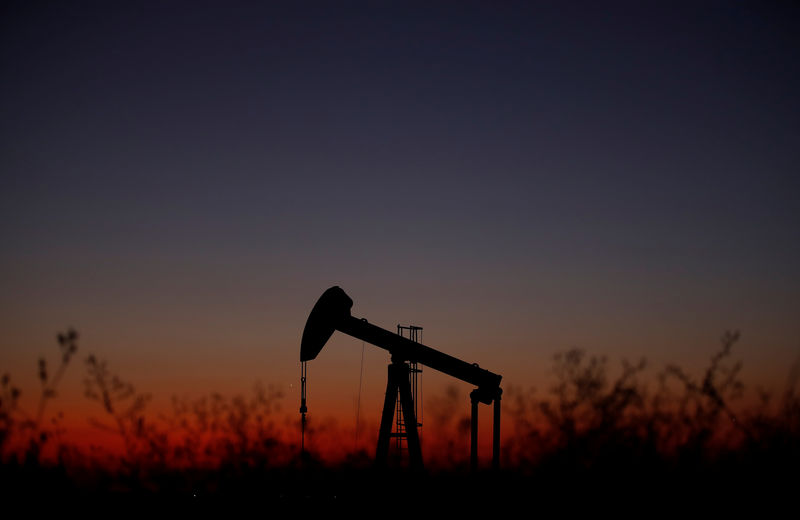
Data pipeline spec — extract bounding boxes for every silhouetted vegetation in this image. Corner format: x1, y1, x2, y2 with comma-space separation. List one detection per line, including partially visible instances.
1, 329, 798, 506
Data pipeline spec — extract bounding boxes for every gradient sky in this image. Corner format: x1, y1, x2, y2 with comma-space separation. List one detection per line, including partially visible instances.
1, 1, 798, 435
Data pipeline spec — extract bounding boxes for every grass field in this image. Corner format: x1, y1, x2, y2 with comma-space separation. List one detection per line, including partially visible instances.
2, 330, 797, 508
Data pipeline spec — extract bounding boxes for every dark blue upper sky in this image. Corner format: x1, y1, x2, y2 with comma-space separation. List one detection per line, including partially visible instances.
1, 1, 798, 404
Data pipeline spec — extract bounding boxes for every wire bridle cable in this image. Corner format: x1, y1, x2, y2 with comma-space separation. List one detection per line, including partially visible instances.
354, 340, 366, 450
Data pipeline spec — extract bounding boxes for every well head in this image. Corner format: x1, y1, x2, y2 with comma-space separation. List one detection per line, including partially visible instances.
300, 286, 353, 362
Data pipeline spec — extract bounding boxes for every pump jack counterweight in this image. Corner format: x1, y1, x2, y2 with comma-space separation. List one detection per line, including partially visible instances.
300, 286, 503, 470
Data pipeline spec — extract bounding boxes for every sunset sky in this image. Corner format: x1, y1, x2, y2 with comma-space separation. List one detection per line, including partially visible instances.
1, 2, 798, 444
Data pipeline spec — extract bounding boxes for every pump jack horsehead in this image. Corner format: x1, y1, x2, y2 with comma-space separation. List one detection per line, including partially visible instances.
300, 286, 503, 470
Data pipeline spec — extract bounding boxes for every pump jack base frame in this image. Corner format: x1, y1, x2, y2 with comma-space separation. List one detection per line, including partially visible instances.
375, 359, 424, 469
374, 359, 502, 471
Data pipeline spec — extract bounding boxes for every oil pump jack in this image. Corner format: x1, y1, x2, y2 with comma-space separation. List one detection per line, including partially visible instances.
300, 286, 503, 470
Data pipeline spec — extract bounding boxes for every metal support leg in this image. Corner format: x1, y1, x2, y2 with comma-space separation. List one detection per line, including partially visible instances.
396, 362, 424, 470
470, 390, 479, 472
375, 364, 397, 468
492, 391, 502, 470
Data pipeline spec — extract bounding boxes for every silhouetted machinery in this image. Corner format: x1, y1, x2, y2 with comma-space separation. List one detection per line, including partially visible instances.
300, 286, 503, 470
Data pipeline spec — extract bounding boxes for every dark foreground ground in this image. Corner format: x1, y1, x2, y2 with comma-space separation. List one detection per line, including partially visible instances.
2, 455, 795, 516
